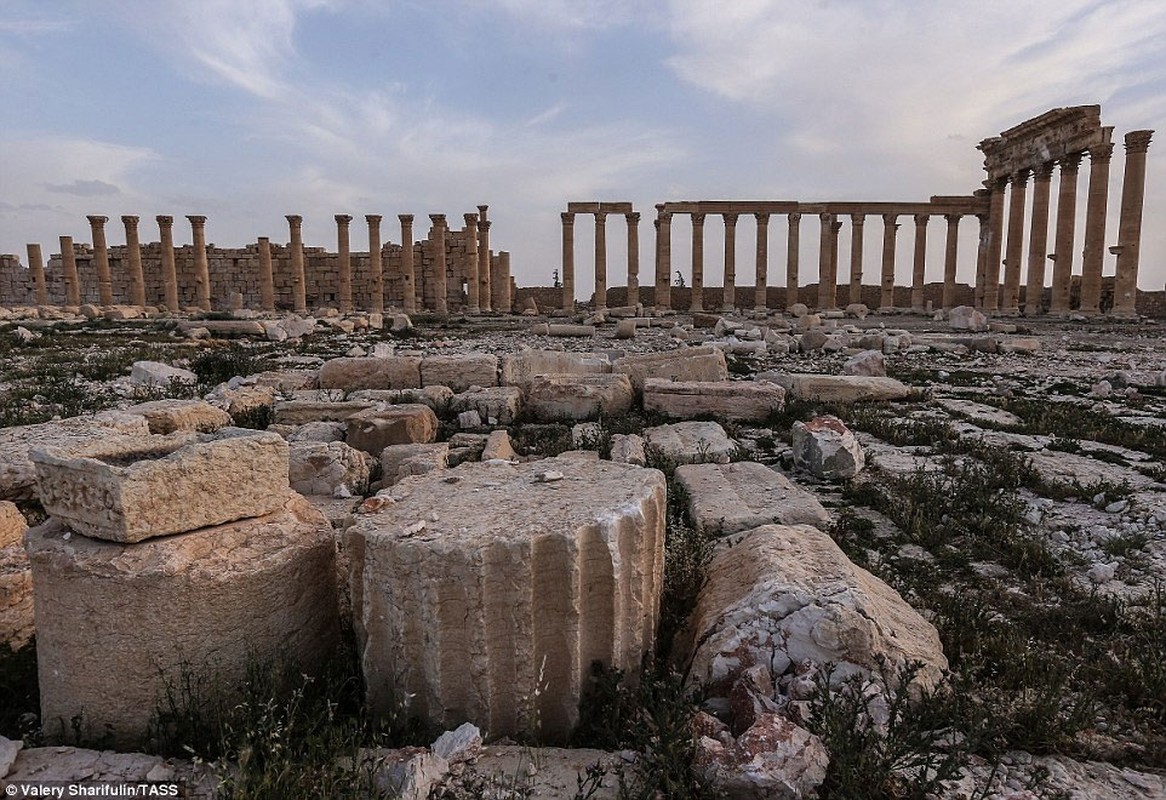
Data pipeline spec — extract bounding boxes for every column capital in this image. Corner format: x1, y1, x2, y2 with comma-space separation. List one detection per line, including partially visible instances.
818, 211, 835, 224
285, 214, 303, 225
1124, 129, 1153, 154
561, 212, 576, 225
914, 213, 930, 226
1034, 161, 1056, 180
367, 214, 383, 225
399, 213, 414, 225
786, 211, 799, 224
882, 213, 899, 225
1012, 168, 1031, 184
428, 213, 446, 226
477, 204, 489, 216
335, 214, 353, 225
121, 215, 140, 225
1088, 142, 1114, 163
594, 210, 608, 223
86, 215, 108, 226
850, 213, 865, 226
480, 220, 492, 231
464, 212, 479, 227
258, 236, 270, 243
626, 211, 641, 223
691, 212, 706, 225
186, 215, 207, 226
722, 212, 739, 225
1059, 152, 1083, 173
944, 213, 962, 224
156, 215, 174, 226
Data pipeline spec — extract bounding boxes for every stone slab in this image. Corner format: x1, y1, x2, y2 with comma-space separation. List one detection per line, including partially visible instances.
346, 404, 439, 456
642, 379, 785, 421
420, 353, 499, 392
524, 374, 634, 422
674, 462, 830, 535
613, 346, 728, 392
759, 373, 911, 403
124, 399, 233, 435
318, 356, 422, 391
643, 421, 737, 465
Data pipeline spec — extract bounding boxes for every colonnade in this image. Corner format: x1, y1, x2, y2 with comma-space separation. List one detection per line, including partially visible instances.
560, 202, 640, 311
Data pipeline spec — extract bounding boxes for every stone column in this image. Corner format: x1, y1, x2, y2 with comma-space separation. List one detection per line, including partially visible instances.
399, 215, 416, 314
428, 214, 447, 314
593, 210, 608, 311
655, 206, 672, 311
367, 214, 384, 315
1112, 130, 1154, 316
464, 213, 480, 313
477, 206, 491, 312
1049, 154, 1082, 314
1079, 142, 1114, 314
121, 216, 146, 307
286, 215, 306, 313
942, 214, 960, 311
974, 213, 989, 308
626, 212, 641, 308
258, 237, 275, 312
983, 177, 1008, 312
785, 212, 800, 310
187, 215, 211, 311
1023, 163, 1053, 314
561, 212, 576, 311
27, 243, 48, 306
910, 214, 930, 312
754, 212, 770, 309
87, 215, 113, 306
690, 212, 706, 312
60, 236, 80, 307
157, 216, 179, 311
493, 251, 512, 313
336, 215, 353, 313
1001, 170, 1029, 314
848, 214, 865, 306
722, 213, 738, 310
879, 213, 899, 310
816, 212, 833, 310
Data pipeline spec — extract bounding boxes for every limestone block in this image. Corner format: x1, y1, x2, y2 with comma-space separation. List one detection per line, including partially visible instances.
674, 462, 829, 535
759, 373, 910, 404
177, 319, 266, 337
124, 399, 232, 434
696, 712, 828, 800
642, 379, 785, 422
948, 305, 988, 332
129, 361, 197, 387
799, 329, 828, 352
842, 350, 886, 377
527, 323, 597, 337
31, 430, 290, 543
27, 492, 339, 747
500, 350, 611, 388
420, 353, 499, 392
350, 386, 455, 412
524, 374, 634, 421
0, 413, 153, 502
289, 440, 373, 497
614, 346, 728, 392
381, 443, 450, 484
481, 430, 517, 461
347, 405, 439, 456
0, 501, 32, 648
451, 386, 523, 425
792, 415, 865, 480
285, 421, 347, 442
643, 421, 737, 465
610, 434, 646, 466
678, 524, 947, 698
255, 369, 318, 391
347, 455, 666, 739
273, 399, 375, 425
318, 356, 422, 391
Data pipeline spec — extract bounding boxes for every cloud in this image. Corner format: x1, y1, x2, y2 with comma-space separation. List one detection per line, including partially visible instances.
43, 179, 122, 197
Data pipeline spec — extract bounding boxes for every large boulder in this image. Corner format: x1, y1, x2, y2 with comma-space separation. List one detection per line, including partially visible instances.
0, 501, 32, 649
678, 524, 947, 698
27, 492, 340, 747
948, 305, 988, 332
613, 346, 728, 392
674, 462, 830, 535
792, 415, 865, 480
31, 430, 290, 543
524, 374, 634, 421
347, 454, 666, 739
643, 380, 785, 422
318, 356, 423, 391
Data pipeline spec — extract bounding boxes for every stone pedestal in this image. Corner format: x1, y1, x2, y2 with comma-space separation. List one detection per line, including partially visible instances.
784, 212, 800, 310
28, 492, 340, 748
336, 214, 353, 313
626, 212, 640, 308
722, 213, 737, 310
156, 216, 179, 311
561, 212, 575, 311
878, 214, 898, 310
26, 243, 47, 306
754, 213, 770, 310
1024, 164, 1053, 314
848, 214, 864, 306
400, 215, 416, 314
1112, 130, 1153, 316
59, 236, 80, 307
368, 215, 384, 314
941, 214, 960, 311
1049, 154, 1082, 313
690, 212, 705, 312
347, 455, 665, 740
121, 216, 146, 307
287, 214, 307, 313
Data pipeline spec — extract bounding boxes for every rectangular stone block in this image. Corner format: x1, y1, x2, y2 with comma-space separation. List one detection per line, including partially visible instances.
318, 356, 422, 391
124, 399, 233, 434
614, 346, 728, 392
642, 379, 785, 421
420, 353, 499, 392
346, 404, 439, 456
273, 399, 375, 425
525, 374, 634, 422
500, 350, 612, 388
31, 430, 290, 543
758, 373, 911, 404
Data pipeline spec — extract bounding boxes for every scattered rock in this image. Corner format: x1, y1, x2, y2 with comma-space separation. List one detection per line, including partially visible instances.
792, 415, 865, 480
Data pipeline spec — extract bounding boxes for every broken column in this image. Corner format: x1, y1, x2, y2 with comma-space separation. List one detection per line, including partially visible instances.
464, 213, 481, 313
287, 214, 307, 313
1111, 130, 1153, 316
157, 216, 179, 311
60, 236, 80, 307
26, 243, 47, 306
258, 237, 275, 312
187, 215, 211, 311
121, 216, 146, 307
336, 214, 353, 314
347, 455, 666, 740
368, 214, 384, 314
1024, 164, 1053, 314
1048, 154, 1082, 314
87, 215, 113, 306
492, 251, 511, 313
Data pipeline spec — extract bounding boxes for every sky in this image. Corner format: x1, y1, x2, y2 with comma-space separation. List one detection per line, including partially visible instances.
1, 0, 1163, 298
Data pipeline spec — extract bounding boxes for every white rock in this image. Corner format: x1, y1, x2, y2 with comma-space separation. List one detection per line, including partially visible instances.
129, 360, 197, 387
792, 415, 865, 480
